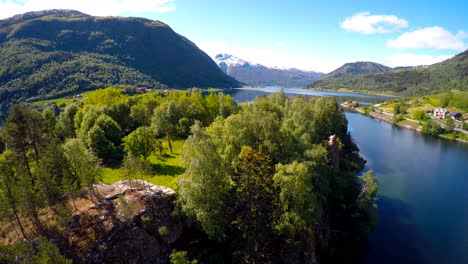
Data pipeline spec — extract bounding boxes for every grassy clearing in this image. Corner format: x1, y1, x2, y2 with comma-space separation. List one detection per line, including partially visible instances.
101, 139, 185, 190
441, 132, 468, 141
31, 91, 94, 107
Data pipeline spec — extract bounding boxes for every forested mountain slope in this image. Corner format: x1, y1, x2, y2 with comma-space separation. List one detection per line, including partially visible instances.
321, 61, 391, 79
308, 50, 468, 95
0, 10, 239, 119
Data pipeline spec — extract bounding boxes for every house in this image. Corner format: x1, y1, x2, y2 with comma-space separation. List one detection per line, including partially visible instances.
348, 101, 360, 108
450, 111, 462, 120
434, 108, 449, 118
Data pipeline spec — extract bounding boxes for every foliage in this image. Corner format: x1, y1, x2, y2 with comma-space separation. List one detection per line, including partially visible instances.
178, 93, 374, 261
392, 114, 404, 124
0, 238, 72, 264
393, 104, 401, 115
169, 250, 198, 264
62, 138, 102, 190
413, 110, 429, 121
322, 61, 391, 79
445, 118, 455, 133
123, 126, 155, 160
309, 50, 468, 96
178, 121, 230, 239
422, 119, 444, 135
0, 10, 240, 120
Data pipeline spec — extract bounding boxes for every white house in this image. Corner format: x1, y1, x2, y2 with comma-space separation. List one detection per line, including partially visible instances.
434, 108, 449, 119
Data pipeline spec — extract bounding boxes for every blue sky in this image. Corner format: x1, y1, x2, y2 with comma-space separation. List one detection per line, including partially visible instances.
1, 0, 467, 72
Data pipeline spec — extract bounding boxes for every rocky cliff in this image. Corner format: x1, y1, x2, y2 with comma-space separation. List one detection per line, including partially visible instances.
64, 180, 182, 264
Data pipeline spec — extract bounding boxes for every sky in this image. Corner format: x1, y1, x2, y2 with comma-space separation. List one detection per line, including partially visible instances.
1, 0, 467, 73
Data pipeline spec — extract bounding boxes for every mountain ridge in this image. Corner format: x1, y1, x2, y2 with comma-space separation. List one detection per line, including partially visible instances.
0, 9, 240, 118
307, 50, 468, 95
321, 61, 392, 79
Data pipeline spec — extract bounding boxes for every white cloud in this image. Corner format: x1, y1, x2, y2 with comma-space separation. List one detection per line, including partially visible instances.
0, 0, 176, 19
385, 53, 453, 67
197, 41, 341, 73
275, 42, 285, 47
386, 26, 467, 51
340, 12, 408, 34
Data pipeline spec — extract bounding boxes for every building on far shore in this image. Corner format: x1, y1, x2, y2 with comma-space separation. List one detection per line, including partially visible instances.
450, 111, 462, 120
434, 108, 450, 119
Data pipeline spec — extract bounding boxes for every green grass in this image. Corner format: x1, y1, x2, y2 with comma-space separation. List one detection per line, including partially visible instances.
441, 132, 468, 141
31, 91, 94, 107
101, 139, 185, 190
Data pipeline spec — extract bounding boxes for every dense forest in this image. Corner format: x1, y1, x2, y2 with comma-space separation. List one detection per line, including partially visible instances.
0, 10, 240, 120
308, 49, 468, 96
0, 88, 377, 263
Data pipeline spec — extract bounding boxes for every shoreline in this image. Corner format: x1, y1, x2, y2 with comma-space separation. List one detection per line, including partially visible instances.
344, 106, 468, 144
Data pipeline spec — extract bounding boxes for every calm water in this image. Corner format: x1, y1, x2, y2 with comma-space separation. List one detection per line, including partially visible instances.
226, 87, 468, 264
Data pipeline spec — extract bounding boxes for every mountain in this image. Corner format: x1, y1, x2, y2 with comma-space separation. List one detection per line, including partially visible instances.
308, 50, 468, 95
0, 10, 239, 119
214, 54, 324, 87
321, 61, 392, 79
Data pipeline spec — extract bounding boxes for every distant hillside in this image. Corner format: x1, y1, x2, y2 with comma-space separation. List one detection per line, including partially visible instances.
214, 54, 324, 87
321, 61, 392, 79
308, 50, 468, 96
0, 10, 239, 119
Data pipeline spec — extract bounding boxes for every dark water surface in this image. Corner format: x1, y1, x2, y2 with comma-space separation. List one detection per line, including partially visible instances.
226, 87, 468, 264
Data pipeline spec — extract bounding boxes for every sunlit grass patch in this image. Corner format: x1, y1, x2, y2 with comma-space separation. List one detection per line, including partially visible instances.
100, 139, 185, 190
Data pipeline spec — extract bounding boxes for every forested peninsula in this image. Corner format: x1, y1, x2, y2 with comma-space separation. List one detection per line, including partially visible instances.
0, 88, 377, 264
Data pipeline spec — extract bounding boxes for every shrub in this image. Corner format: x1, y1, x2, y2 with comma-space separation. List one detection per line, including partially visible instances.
422, 120, 444, 135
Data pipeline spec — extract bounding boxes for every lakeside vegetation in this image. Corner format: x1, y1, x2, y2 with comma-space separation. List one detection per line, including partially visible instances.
308, 49, 468, 96
0, 87, 378, 263
354, 90, 468, 141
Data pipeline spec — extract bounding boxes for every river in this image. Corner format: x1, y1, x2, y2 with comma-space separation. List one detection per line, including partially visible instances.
225, 87, 468, 264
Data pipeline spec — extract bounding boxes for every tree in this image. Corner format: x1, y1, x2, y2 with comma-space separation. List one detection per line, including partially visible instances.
62, 138, 102, 199
152, 102, 178, 153
57, 103, 80, 139
41, 108, 57, 131
441, 91, 453, 107
232, 147, 275, 262
82, 113, 122, 162
178, 121, 230, 239
1, 238, 72, 264
0, 128, 5, 153
413, 110, 428, 121
0, 150, 28, 240
357, 171, 378, 209
422, 119, 444, 135
445, 118, 455, 133
393, 104, 401, 115
122, 155, 152, 188
170, 250, 198, 264
123, 127, 155, 160
84, 87, 127, 107
274, 161, 317, 236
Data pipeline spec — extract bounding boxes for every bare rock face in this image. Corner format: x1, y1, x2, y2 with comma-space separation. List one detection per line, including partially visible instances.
65, 180, 181, 264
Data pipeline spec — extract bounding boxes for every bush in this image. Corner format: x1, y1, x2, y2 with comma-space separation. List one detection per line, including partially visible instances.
170, 250, 198, 264
393, 114, 404, 123
413, 110, 429, 121
445, 118, 455, 133
422, 120, 444, 135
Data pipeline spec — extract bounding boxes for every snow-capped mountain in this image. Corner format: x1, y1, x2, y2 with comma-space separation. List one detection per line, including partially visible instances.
214, 54, 324, 87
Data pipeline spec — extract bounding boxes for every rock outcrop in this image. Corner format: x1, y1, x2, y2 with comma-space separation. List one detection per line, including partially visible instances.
65, 180, 182, 264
